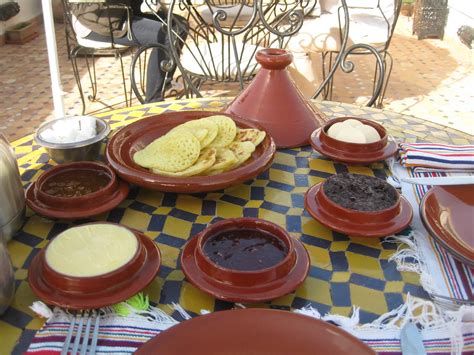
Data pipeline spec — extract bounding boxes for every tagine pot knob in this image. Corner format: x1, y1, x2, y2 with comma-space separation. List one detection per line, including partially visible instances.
224, 48, 327, 148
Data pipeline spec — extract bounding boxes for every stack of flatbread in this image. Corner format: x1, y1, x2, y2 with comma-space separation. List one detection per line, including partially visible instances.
133, 115, 266, 177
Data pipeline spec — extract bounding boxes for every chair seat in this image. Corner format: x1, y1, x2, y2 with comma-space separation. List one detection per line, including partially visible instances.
181, 41, 264, 80
76, 36, 128, 49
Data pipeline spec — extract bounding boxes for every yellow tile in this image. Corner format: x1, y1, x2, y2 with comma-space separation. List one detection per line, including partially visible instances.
329, 306, 352, 317
264, 187, 292, 207
349, 284, 387, 314
147, 106, 167, 114
347, 166, 374, 175
257, 209, 286, 226
175, 195, 205, 216
166, 270, 185, 282
304, 244, 331, 269
346, 253, 384, 280
142, 278, 164, 304
401, 270, 421, 285
136, 189, 163, 207
225, 185, 251, 201
331, 272, 351, 282
26, 317, 46, 331
162, 216, 193, 239
216, 203, 244, 219
6, 241, 32, 268
296, 278, 331, 305
155, 243, 180, 269
0, 321, 22, 355
301, 219, 333, 241
14, 268, 28, 280
384, 281, 405, 293
180, 282, 215, 314
11, 282, 38, 316
195, 215, 214, 224
271, 293, 295, 306
309, 159, 336, 174
22, 217, 53, 239
308, 175, 325, 186
245, 200, 263, 208
269, 169, 294, 185
330, 242, 350, 252
274, 152, 298, 167
120, 209, 151, 232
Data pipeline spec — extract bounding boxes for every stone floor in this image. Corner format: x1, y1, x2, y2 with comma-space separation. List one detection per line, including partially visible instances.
0, 14, 472, 142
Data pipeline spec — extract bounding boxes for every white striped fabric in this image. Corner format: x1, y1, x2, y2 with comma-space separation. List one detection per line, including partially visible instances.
399, 143, 474, 170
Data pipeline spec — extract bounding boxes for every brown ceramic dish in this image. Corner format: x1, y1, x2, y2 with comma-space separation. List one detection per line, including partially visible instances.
28, 225, 160, 310
25, 161, 129, 219
310, 117, 397, 164
304, 180, 413, 238
135, 309, 375, 355
106, 111, 276, 193
181, 218, 310, 303
420, 185, 474, 266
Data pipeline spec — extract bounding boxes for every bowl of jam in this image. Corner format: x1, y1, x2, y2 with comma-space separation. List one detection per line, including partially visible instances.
193, 218, 297, 287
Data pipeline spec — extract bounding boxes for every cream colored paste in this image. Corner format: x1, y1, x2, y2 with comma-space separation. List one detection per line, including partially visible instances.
45, 224, 138, 277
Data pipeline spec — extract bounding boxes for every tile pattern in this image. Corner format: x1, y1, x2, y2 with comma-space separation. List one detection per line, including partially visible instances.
0, 15, 472, 143
3, 99, 470, 355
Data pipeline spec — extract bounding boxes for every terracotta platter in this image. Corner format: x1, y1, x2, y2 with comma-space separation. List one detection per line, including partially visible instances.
135, 309, 375, 355
420, 185, 474, 266
28, 231, 160, 310
106, 111, 276, 193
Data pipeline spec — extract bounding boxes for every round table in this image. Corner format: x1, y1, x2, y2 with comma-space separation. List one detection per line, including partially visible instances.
3, 98, 472, 354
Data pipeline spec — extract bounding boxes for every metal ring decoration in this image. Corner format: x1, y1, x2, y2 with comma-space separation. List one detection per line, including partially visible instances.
256, 0, 308, 38
211, 2, 259, 36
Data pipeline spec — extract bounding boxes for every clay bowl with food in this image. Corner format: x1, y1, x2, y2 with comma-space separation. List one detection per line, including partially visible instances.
106, 111, 276, 193
310, 117, 397, 164
35, 116, 110, 163
305, 173, 413, 238
25, 161, 129, 219
181, 218, 310, 303
28, 223, 161, 310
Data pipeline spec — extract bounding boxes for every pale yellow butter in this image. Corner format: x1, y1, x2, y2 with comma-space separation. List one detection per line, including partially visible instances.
45, 224, 138, 277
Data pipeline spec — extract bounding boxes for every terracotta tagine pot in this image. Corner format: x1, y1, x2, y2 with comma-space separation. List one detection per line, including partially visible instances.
225, 48, 326, 148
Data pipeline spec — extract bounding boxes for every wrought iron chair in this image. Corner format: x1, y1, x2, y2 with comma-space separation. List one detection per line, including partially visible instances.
165, 0, 324, 98
62, 0, 133, 114
320, 0, 402, 107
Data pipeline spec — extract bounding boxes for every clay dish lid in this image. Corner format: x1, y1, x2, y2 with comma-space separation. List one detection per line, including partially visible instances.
136, 308, 375, 355
420, 185, 474, 266
28, 223, 161, 310
310, 117, 397, 165
105, 111, 276, 193
25, 161, 129, 219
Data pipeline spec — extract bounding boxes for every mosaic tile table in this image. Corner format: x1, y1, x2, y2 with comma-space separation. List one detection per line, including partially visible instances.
2, 99, 472, 354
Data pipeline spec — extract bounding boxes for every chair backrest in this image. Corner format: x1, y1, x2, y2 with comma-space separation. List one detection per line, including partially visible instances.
166, 0, 318, 97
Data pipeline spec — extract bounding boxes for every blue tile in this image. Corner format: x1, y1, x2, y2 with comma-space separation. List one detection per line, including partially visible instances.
21, 169, 36, 181
294, 174, 309, 186
243, 208, 259, 218
158, 265, 173, 278
308, 170, 332, 179
214, 299, 235, 311
12, 329, 37, 355
330, 251, 349, 271
332, 231, 350, 242
148, 214, 167, 232
380, 259, 403, 281
1, 306, 32, 329
308, 265, 332, 281
47, 223, 70, 239
190, 223, 207, 236
156, 233, 187, 248
169, 208, 197, 222
129, 201, 156, 214
261, 201, 290, 214
250, 186, 265, 200
162, 193, 177, 207
22, 248, 41, 269
385, 292, 404, 310
300, 234, 331, 249
286, 215, 301, 233
13, 231, 42, 247
267, 181, 294, 192
334, 165, 349, 174
295, 156, 310, 168
330, 283, 352, 306
201, 200, 216, 215
291, 193, 305, 208
358, 309, 379, 324
347, 243, 381, 258
221, 195, 247, 206
403, 283, 429, 299
272, 163, 296, 173
159, 280, 182, 304
107, 208, 125, 223
350, 273, 386, 291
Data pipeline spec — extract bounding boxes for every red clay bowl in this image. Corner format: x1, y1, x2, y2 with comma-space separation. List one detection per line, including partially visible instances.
310, 117, 397, 164
34, 161, 118, 209
41, 223, 144, 294
105, 111, 276, 193
193, 218, 297, 287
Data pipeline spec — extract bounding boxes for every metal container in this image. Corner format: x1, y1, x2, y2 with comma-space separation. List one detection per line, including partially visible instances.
0, 133, 25, 243
34, 116, 110, 164
0, 229, 15, 315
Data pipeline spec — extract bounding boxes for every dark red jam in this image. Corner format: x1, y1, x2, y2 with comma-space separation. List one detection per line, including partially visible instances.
42, 170, 110, 197
203, 229, 288, 271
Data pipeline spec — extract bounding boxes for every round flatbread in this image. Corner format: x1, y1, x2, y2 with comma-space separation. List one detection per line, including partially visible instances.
206, 115, 237, 148
169, 118, 219, 148
151, 148, 217, 177
234, 128, 266, 147
228, 141, 255, 168
204, 148, 237, 175
133, 130, 200, 172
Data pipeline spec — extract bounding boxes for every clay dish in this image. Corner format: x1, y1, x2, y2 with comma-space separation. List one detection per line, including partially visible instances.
28, 223, 161, 310
26, 161, 129, 219
106, 111, 276, 193
194, 218, 296, 287
305, 174, 413, 238
420, 185, 474, 266
310, 117, 397, 164
181, 218, 310, 302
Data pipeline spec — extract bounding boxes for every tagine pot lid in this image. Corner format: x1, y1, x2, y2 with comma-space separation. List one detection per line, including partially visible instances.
224, 48, 326, 149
